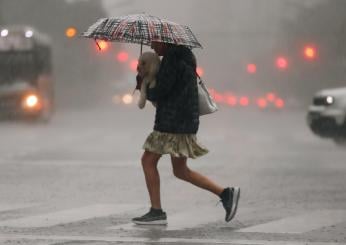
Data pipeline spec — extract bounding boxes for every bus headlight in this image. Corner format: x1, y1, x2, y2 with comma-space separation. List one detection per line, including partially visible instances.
22, 94, 42, 110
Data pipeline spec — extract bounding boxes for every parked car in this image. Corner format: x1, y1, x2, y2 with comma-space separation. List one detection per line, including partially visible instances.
307, 87, 346, 145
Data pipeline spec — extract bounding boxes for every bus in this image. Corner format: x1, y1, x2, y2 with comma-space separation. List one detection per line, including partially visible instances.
0, 25, 54, 121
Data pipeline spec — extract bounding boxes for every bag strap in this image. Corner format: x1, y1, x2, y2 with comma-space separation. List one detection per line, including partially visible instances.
196, 72, 203, 85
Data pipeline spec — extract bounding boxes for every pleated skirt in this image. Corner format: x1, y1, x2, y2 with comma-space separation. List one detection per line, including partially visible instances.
143, 131, 209, 159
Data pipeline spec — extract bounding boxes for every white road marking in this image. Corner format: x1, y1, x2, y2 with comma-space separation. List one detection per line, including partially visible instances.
0, 204, 141, 228
0, 234, 345, 245
109, 206, 224, 231
238, 209, 346, 234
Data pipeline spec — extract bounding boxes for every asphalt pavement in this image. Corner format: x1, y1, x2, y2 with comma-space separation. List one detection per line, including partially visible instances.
0, 105, 345, 245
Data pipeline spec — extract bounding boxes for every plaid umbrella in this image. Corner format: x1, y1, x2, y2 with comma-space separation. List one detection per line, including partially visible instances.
81, 13, 202, 49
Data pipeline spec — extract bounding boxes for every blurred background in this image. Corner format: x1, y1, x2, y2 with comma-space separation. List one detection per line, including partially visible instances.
1, 0, 345, 111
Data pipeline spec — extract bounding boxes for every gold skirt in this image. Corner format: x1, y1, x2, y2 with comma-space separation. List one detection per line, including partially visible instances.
143, 131, 209, 159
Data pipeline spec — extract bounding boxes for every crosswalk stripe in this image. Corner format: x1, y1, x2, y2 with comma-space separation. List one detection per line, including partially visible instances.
109, 206, 225, 231
0, 234, 345, 245
238, 209, 346, 234
0, 204, 141, 228
0, 203, 38, 213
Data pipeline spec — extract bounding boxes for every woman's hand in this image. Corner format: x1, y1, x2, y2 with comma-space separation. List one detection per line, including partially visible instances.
135, 74, 143, 90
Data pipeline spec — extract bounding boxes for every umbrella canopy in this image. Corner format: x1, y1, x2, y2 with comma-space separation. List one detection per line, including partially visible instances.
81, 13, 202, 49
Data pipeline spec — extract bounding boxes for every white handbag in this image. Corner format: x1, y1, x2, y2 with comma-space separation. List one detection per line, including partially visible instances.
197, 75, 218, 116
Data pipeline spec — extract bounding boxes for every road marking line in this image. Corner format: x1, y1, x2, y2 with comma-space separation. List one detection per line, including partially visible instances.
238, 209, 346, 234
0, 204, 141, 228
109, 206, 224, 231
0, 234, 345, 245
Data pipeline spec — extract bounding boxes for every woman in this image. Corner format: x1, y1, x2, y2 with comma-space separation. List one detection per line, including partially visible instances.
132, 41, 240, 225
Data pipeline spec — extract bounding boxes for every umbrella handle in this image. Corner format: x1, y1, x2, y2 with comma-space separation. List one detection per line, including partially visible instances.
94, 39, 101, 50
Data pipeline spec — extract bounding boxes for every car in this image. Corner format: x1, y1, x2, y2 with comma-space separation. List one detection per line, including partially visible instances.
307, 87, 346, 145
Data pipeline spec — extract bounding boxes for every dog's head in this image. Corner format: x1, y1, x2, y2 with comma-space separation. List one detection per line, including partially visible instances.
137, 51, 160, 79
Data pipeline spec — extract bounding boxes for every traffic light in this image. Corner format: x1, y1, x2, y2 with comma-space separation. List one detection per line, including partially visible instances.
65, 27, 77, 38
276, 56, 288, 70
303, 45, 317, 60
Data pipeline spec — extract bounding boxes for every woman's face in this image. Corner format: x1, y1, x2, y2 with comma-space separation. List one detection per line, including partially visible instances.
151, 42, 167, 56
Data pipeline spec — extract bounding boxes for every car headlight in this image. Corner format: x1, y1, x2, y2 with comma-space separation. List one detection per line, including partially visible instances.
326, 96, 334, 105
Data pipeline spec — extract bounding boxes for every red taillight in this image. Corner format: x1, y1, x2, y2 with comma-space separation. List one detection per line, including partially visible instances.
117, 51, 129, 63
276, 57, 288, 70
239, 96, 249, 106
226, 95, 237, 106
196, 67, 204, 77
130, 60, 138, 72
257, 98, 267, 108
275, 98, 285, 108
266, 93, 276, 102
247, 64, 257, 74
213, 92, 224, 103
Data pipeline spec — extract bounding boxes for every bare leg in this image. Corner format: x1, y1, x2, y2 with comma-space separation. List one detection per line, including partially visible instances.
141, 151, 162, 209
170, 156, 224, 196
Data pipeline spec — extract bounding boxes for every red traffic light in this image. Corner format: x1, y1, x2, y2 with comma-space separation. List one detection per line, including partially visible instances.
276, 56, 288, 70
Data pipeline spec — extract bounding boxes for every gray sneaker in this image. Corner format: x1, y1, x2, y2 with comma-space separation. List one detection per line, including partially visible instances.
221, 187, 240, 222
132, 208, 167, 225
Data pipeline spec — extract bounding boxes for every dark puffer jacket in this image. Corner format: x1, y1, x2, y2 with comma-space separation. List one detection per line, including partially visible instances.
147, 45, 199, 134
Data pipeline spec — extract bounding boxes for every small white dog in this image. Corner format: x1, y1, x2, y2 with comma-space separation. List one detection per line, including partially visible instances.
137, 51, 161, 109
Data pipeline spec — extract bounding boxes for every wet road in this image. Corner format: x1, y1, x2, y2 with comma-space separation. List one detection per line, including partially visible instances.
0, 105, 345, 244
